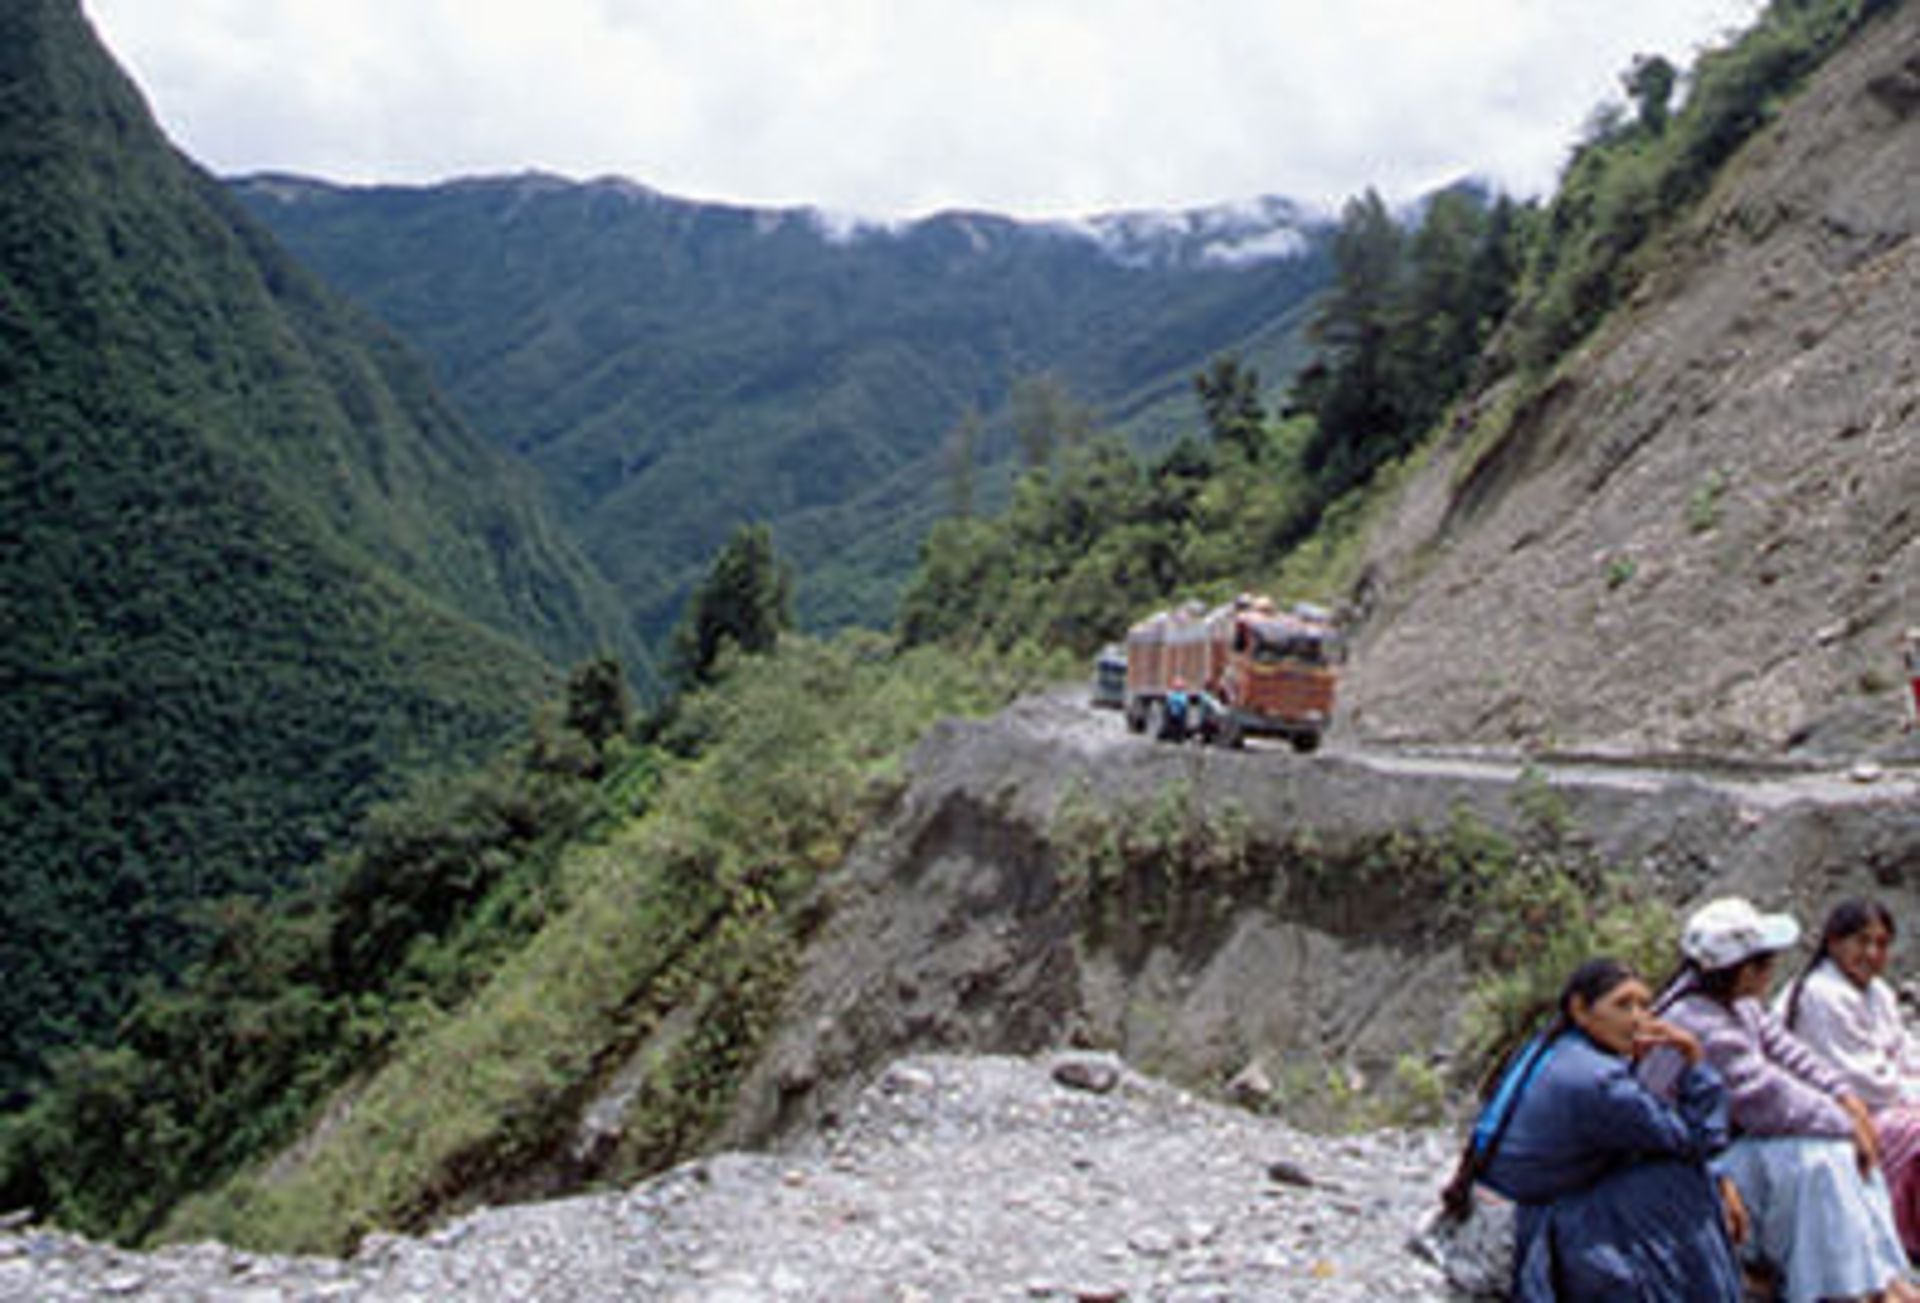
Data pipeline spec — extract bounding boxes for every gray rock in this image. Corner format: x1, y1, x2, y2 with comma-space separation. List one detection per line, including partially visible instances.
1051, 1056, 1121, 1095
0, 1054, 1455, 1301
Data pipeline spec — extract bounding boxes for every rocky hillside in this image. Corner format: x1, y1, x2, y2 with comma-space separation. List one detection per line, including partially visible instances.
1341, 0, 1919, 760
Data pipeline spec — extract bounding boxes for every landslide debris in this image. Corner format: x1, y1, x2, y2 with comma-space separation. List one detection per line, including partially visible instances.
1342, 2, 1920, 761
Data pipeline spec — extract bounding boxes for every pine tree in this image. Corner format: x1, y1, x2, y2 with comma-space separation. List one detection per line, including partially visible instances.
1297, 189, 1406, 493
669, 525, 793, 689
1193, 354, 1266, 461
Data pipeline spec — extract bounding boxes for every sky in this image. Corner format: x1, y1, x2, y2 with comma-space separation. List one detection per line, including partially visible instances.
82, 0, 1763, 222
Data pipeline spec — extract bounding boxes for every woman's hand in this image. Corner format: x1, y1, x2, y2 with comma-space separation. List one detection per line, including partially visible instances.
1718, 1176, 1749, 1247
1842, 1095, 1882, 1174
1632, 1018, 1704, 1065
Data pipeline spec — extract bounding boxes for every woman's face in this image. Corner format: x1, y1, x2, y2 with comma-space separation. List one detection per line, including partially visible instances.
1731, 953, 1778, 1001
1570, 977, 1653, 1057
1830, 918, 1894, 989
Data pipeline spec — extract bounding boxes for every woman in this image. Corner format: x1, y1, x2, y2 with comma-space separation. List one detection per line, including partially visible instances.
1660, 896, 1916, 1303
1442, 957, 1746, 1301
1779, 898, 1920, 1254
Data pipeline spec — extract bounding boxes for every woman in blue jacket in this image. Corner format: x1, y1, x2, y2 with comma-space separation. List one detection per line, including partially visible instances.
1442, 957, 1746, 1301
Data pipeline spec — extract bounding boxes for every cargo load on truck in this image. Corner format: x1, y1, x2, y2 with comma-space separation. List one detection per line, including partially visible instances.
1122, 594, 1339, 751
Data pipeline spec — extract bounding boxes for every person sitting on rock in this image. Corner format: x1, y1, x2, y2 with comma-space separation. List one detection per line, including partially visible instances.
1440, 956, 1746, 1301
1778, 898, 1920, 1258
1659, 896, 1918, 1303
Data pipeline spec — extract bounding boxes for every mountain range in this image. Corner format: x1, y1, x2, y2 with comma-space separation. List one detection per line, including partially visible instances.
228, 173, 1338, 653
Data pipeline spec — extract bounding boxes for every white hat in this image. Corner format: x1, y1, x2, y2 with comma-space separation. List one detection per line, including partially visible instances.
1682, 897, 1801, 971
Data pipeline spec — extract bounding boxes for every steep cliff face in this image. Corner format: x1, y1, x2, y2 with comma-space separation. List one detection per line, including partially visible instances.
707, 692, 1920, 1157
1341, 4, 1919, 759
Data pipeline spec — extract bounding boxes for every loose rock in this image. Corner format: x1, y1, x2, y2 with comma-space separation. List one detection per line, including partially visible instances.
0, 1054, 1457, 1301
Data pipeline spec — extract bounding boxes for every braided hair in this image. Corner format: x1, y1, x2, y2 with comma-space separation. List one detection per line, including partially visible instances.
1439, 957, 1635, 1220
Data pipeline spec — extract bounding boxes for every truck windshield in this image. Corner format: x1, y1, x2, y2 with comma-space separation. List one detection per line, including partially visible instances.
1247, 625, 1330, 667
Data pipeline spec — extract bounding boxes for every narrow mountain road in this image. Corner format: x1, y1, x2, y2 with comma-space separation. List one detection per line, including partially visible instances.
1034, 685, 1920, 815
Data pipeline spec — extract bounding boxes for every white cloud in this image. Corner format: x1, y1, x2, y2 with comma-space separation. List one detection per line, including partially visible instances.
81, 0, 1761, 219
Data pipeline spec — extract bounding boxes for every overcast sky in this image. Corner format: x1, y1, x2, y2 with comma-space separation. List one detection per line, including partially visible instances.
83, 0, 1761, 221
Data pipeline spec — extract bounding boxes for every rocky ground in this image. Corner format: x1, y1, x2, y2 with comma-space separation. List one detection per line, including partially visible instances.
0, 1053, 1470, 1301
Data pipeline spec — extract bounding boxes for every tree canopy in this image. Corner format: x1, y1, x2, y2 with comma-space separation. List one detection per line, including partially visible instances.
669, 524, 794, 689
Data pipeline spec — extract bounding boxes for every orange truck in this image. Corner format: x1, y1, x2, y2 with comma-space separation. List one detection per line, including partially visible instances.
1123, 595, 1340, 751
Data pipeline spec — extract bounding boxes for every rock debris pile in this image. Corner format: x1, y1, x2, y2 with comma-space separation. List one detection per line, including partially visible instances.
1, 1053, 1464, 1301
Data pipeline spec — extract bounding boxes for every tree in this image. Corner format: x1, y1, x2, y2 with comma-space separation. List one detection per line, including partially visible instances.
1193, 354, 1266, 461
940, 406, 982, 519
1296, 189, 1407, 493
1463, 196, 1524, 366
561, 656, 633, 757
669, 525, 793, 689
1009, 372, 1094, 470
1392, 187, 1493, 434
1624, 54, 1678, 137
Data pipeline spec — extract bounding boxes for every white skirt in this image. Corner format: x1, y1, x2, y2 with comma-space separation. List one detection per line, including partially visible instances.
1716, 1134, 1911, 1303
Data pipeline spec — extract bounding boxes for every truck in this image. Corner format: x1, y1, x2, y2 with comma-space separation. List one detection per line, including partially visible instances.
1123, 595, 1340, 751
1089, 643, 1128, 709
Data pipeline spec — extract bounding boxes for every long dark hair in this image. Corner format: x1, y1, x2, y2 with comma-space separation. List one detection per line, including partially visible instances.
1781, 898, 1897, 1030
1440, 957, 1635, 1219
1652, 956, 1745, 1012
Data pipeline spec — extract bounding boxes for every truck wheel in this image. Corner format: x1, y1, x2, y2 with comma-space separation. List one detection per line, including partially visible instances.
1290, 731, 1322, 754
1125, 700, 1146, 733
1146, 700, 1167, 740
1220, 717, 1245, 750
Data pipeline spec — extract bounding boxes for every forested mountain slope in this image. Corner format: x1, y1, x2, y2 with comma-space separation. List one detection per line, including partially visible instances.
1341, 0, 1919, 759
229, 175, 1334, 645
0, 0, 634, 1098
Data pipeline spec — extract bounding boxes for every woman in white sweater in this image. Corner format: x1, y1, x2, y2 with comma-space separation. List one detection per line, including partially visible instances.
1779, 898, 1920, 1255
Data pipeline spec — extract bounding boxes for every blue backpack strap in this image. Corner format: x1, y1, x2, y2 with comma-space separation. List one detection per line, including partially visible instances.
1471, 1033, 1558, 1161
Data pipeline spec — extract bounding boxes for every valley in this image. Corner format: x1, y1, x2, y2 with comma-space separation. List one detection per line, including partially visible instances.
227, 175, 1337, 662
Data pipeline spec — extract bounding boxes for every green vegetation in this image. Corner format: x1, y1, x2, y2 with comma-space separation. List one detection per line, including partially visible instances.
0, 0, 1878, 1257
1688, 469, 1730, 533
895, 183, 1519, 656
1444, 779, 1677, 1076
1054, 763, 1673, 1125
1050, 776, 1254, 947
0, 0, 634, 1103
230, 178, 1336, 658
1291, 185, 1522, 504
0, 663, 631, 1243
0, 621, 1064, 1251
1498, 0, 1885, 376
668, 523, 794, 690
